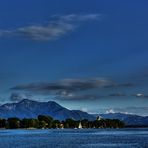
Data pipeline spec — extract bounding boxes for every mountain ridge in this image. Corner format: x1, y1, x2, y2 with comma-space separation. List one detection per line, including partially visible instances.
0, 99, 95, 121
96, 113, 148, 126
0, 99, 148, 126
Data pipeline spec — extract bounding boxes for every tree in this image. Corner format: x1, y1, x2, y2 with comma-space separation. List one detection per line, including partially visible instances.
0, 119, 6, 128
52, 120, 60, 128
38, 115, 53, 128
64, 119, 77, 128
21, 118, 39, 128
38, 121, 47, 129
81, 119, 88, 128
7, 118, 20, 129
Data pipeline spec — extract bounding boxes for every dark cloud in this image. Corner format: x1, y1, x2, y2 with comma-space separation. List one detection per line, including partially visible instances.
56, 94, 102, 101
0, 14, 100, 41
109, 92, 126, 97
120, 83, 135, 87
10, 92, 33, 102
11, 78, 114, 93
104, 82, 135, 88
11, 78, 138, 101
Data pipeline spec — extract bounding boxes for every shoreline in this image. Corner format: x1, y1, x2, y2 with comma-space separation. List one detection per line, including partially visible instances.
0, 127, 148, 130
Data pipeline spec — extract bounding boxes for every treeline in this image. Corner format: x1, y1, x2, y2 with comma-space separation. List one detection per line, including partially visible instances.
0, 115, 125, 129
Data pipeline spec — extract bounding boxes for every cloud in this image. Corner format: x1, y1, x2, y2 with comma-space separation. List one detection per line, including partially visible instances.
11, 78, 114, 93
11, 77, 138, 101
109, 92, 126, 97
104, 82, 135, 88
0, 22, 74, 41
105, 109, 116, 114
81, 107, 88, 112
105, 107, 148, 116
135, 93, 144, 97
105, 108, 131, 115
0, 14, 100, 41
132, 93, 148, 98
57, 94, 101, 101
11, 77, 115, 101
10, 92, 33, 102
54, 14, 100, 22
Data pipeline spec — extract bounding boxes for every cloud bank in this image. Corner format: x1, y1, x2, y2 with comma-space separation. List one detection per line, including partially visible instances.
11, 77, 137, 101
11, 77, 114, 101
0, 14, 100, 41
12, 78, 114, 93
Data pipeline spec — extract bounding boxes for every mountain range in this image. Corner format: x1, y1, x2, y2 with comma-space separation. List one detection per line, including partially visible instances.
0, 99, 95, 121
98, 113, 148, 126
0, 99, 148, 126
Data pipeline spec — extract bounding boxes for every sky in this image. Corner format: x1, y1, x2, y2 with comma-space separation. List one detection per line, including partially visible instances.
0, 0, 148, 115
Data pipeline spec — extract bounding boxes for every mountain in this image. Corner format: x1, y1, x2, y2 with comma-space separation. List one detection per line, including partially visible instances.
97, 113, 148, 126
0, 99, 95, 121
1, 99, 148, 126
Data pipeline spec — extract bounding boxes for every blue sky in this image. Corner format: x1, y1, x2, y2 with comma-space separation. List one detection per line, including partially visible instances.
0, 0, 148, 115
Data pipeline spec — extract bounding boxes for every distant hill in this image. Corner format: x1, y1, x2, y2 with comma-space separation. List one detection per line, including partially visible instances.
0, 99, 95, 121
95, 113, 148, 126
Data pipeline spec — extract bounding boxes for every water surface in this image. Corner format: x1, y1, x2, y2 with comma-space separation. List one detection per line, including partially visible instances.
0, 128, 147, 148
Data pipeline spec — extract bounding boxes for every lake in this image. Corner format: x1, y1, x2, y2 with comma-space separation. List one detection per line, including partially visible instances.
0, 128, 148, 148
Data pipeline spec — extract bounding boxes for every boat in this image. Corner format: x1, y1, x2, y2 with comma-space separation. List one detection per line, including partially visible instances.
78, 122, 82, 129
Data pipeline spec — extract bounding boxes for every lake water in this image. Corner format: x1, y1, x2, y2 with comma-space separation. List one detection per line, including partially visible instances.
0, 128, 148, 148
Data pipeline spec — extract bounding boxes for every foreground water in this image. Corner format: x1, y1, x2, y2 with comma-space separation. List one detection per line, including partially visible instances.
0, 128, 147, 148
